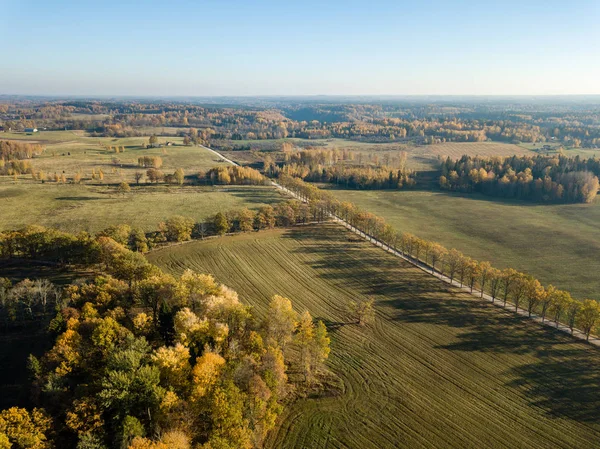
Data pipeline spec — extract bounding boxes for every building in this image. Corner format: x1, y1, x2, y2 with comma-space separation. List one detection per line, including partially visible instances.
24, 128, 38, 133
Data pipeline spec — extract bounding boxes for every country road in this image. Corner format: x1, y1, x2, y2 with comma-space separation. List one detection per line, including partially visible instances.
202, 144, 600, 348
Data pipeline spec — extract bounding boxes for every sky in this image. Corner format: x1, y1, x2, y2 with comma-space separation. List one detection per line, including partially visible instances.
1, 0, 600, 96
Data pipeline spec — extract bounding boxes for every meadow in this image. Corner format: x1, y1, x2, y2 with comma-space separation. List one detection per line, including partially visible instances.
420, 141, 531, 159
149, 224, 600, 449
0, 131, 287, 232
216, 138, 531, 171
329, 189, 600, 299
0, 182, 282, 233
1, 131, 230, 184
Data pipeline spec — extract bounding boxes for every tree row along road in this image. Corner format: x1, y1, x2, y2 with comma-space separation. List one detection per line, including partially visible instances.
201, 145, 599, 348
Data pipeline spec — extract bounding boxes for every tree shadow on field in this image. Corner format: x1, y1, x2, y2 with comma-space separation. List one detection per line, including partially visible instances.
281, 223, 600, 425
226, 188, 283, 205
430, 190, 572, 208
437, 312, 600, 423
56, 196, 104, 201
507, 349, 600, 423
316, 317, 351, 335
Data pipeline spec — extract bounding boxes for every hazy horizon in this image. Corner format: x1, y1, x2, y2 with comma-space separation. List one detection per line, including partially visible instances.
2, 0, 599, 96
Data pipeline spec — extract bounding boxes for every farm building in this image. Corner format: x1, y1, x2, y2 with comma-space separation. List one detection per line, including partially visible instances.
24, 128, 38, 133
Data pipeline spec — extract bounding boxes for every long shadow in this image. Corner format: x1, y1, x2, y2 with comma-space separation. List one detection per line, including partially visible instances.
280, 224, 600, 424
417, 190, 577, 208
507, 352, 600, 423
224, 187, 283, 205
56, 196, 104, 201
316, 318, 350, 335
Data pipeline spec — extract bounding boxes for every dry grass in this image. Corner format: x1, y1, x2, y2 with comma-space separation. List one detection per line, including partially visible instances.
0, 182, 283, 233
414, 141, 532, 160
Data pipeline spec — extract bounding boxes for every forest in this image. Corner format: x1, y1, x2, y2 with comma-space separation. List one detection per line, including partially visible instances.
439, 154, 600, 203
0, 224, 331, 449
265, 146, 417, 189
4, 0, 600, 445
4, 98, 600, 147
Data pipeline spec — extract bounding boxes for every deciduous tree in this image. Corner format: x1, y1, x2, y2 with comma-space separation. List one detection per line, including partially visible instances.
576, 299, 600, 341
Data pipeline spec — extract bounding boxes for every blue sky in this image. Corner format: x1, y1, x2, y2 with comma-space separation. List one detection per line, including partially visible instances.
1, 0, 599, 96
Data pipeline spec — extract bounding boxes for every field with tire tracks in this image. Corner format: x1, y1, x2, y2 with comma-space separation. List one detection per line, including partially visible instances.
148, 224, 600, 449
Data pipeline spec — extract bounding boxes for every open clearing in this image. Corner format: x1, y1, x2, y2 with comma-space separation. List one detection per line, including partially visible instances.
0, 183, 282, 233
216, 138, 531, 170
149, 224, 600, 449
329, 189, 600, 300
416, 141, 531, 159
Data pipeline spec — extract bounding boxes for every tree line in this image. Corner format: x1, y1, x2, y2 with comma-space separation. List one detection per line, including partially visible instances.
0, 141, 44, 175
440, 154, 600, 203
277, 163, 416, 190
198, 166, 267, 186
264, 146, 416, 190
0, 200, 321, 267
0, 140, 45, 161
0, 239, 331, 448
276, 174, 600, 341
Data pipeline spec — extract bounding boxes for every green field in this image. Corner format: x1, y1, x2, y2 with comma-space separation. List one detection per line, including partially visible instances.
0, 183, 282, 233
329, 189, 600, 299
149, 224, 600, 449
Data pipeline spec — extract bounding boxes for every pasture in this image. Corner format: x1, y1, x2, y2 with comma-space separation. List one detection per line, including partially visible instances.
149, 224, 600, 449
1, 131, 230, 184
329, 189, 600, 299
418, 141, 531, 159
0, 182, 282, 233
518, 141, 600, 159
215, 138, 531, 170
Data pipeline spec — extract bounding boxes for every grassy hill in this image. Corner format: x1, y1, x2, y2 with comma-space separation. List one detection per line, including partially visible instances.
149, 224, 600, 449
329, 189, 600, 300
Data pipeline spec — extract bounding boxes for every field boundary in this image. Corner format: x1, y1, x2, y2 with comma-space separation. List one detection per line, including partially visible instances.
201, 144, 600, 347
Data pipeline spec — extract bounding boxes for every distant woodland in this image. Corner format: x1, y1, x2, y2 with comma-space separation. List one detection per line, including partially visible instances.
3, 99, 600, 147
440, 155, 600, 203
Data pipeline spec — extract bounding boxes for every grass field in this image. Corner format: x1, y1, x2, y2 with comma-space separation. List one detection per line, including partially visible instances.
1, 131, 230, 184
149, 224, 600, 449
215, 138, 531, 171
417, 141, 531, 159
0, 131, 285, 232
0, 183, 282, 233
329, 189, 600, 299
